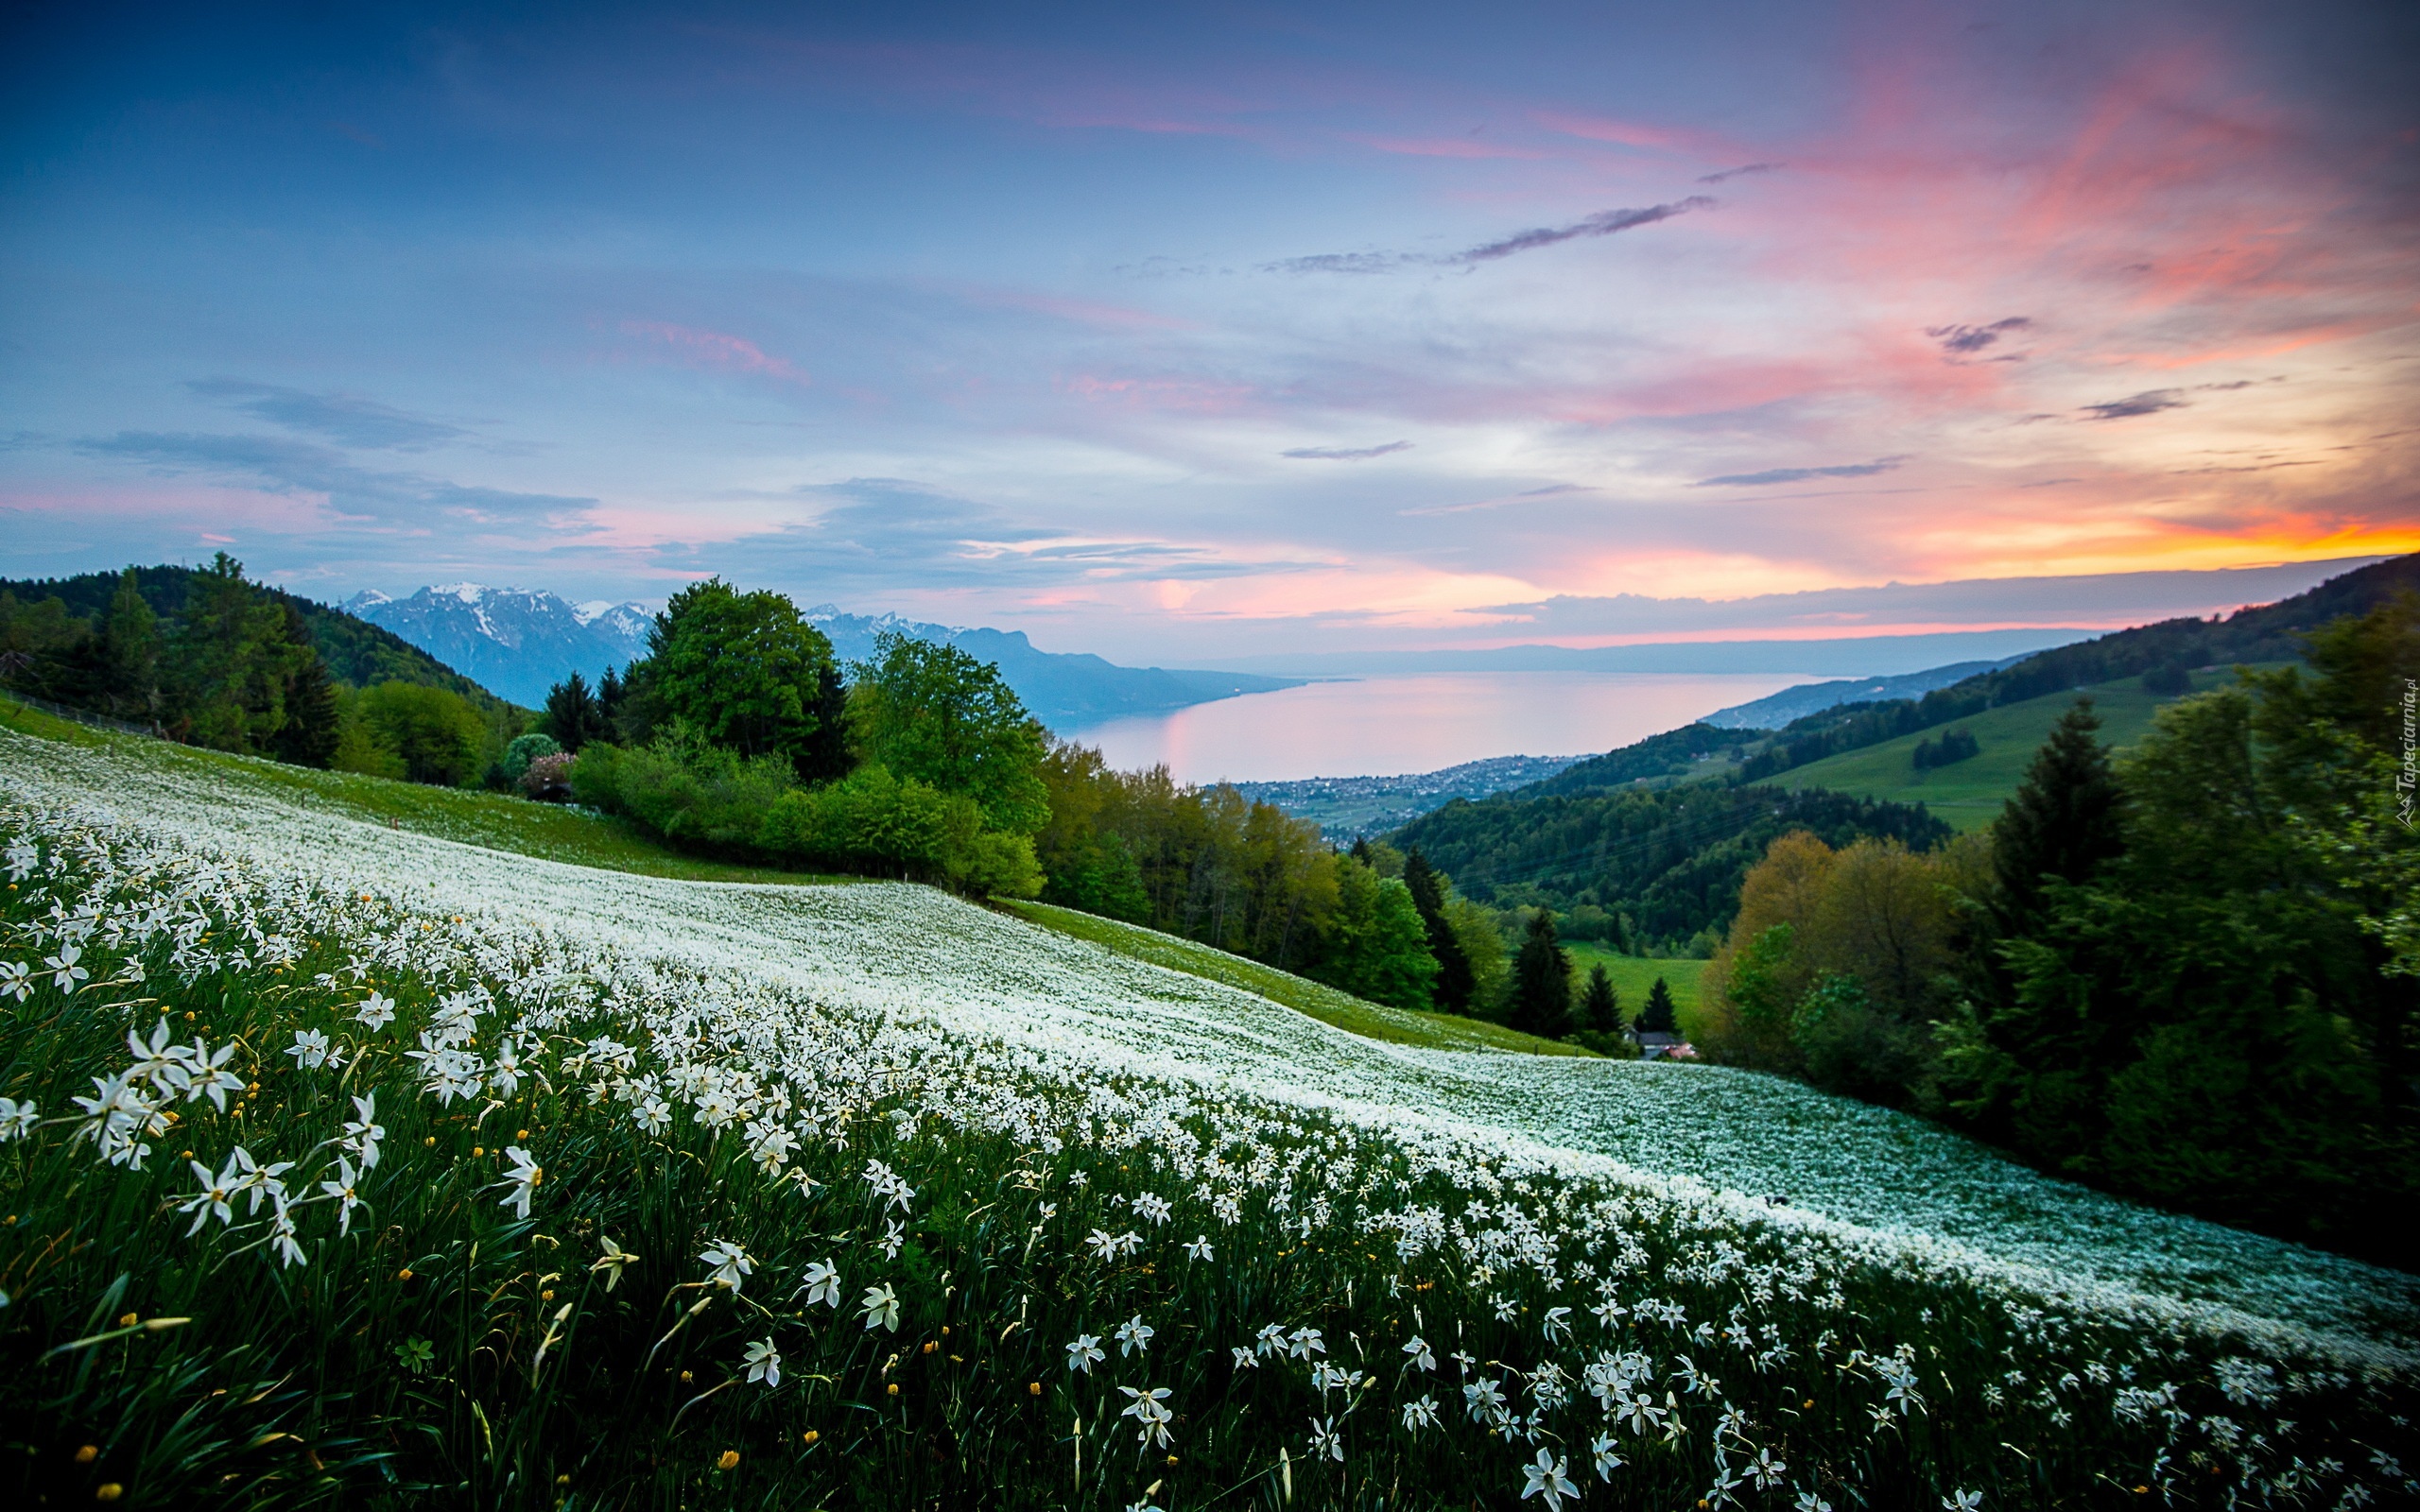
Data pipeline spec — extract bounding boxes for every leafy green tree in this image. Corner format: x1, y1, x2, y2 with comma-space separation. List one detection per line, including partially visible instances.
358, 681, 487, 786
1636, 976, 1678, 1035
1402, 849, 1478, 1013
1577, 964, 1619, 1034
849, 631, 1048, 833
1509, 910, 1573, 1039
641, 580, 839, 774
1313, 859, 1438, 1012
540, 671, 609, 753
502, 732, 562, 785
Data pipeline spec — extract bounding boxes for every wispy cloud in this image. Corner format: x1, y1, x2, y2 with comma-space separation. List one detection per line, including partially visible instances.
1695, 455, 1910, 488
1924, 317, 2031, 356
1398, 483, 1590, 518
1282, 440, 1412, 460
618, 321, 809, 383
78, 431, 592, 524
186, 379, 466, 450
1265, 198, 1714, 275
2081, 389, 2187, 421
1697, 162, 1781, 184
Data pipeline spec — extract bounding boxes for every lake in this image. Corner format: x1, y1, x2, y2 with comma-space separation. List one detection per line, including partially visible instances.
1061, 671, 1814, 783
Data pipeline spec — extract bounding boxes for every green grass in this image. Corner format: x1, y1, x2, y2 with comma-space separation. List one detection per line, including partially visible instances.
0, 697, 843, 885
1562, 943, 1707, 1034
1772, 666, 2276, 830
1003, 899, 1597, 1057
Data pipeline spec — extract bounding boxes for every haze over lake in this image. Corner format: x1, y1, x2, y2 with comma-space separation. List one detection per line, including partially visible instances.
1062, 671, 1809, 784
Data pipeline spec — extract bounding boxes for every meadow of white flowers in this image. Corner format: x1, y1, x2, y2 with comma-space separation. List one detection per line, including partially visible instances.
2, 725, 2414, 1508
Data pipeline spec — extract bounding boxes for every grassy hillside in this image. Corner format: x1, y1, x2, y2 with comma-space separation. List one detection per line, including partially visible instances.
1007, 899, 1595, 1057
1563, 942, 1707, 1031
0, 696, 826, 885
1772, 667, 2238, 830
3, 716, 2414, 1505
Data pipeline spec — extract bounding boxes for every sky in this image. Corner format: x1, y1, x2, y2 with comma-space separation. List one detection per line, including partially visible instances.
3, 0, 2416, 666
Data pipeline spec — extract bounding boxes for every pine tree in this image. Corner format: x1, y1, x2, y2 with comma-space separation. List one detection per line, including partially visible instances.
1636, 976, 1677, 1034
795, 662, 854, 782
99, 568, 160, 726
543, 671, 607, 753
1578, 964, 1619, 1034
1510, 910, 1573, 1040
270, 603, 341, 769
1400, 849, 1477, 1013
1992, 698, 2126, 932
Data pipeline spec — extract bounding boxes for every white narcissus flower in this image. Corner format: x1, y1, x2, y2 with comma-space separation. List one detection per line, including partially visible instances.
320, 1157, 365, 1236
700, 1240, 753, 1293
1401, 1394, 1439, 1434
592, 1236, 636, 1291
1115, 1315, 1154, 1356
1590, 1435, 1624, 1481
494, 1146, 541, 1219
1183, 1235, 1212, 1262
1522, 1448, 1580, 1510
0, 1096, 37, 1142
800, 1259, 841, 1309
742, 1337, 782, 1388
860, 1283, 900, 1332
1066, 1333, 1105, 1374
1402, 1334, 1435, 1372
353, 990, 396, 1031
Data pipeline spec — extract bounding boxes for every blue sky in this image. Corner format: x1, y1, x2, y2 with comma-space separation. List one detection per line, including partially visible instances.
4, 0, 2414, 662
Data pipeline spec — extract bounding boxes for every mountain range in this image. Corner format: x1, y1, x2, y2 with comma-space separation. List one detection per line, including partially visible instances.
1699, 657, 2030, 730
344, 585, 1299, 728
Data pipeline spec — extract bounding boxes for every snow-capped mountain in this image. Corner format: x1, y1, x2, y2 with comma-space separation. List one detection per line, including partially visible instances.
343, 587, 1298, 727
344, 585, 654, 706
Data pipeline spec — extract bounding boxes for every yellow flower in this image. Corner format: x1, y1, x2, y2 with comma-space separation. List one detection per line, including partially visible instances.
716, 1450, 739, 1470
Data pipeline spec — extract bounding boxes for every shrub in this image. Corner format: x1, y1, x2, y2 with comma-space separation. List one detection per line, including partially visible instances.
357, 680, 486, 786
501, 730, 561, 784
521, 749, 577, 799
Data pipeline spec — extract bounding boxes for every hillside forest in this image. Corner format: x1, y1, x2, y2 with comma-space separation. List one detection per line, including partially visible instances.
4, 556, 2416, 1263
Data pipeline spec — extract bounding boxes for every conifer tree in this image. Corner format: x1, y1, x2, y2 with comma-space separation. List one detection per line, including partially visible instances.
270, 604, 341, 768
99, 568, 160, 725
1401, 848, 1477, 1013
1578, 964, 1619, 1034
542, 670, 608, 753
1991, 698, 2126, 932
1636, 976, 1678, 1034
1510, 910, 1573, 1039
795, 662, 854, 782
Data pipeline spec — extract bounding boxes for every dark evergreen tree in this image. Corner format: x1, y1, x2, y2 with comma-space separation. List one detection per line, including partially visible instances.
99, 568, 161, 725
541, 670, 609, 753
1636, 976, 1678, 1034
1510, 910, 1573, 1039
1578, 964, 1620, 1034
1991, 698, 2127, 933
795, 662, 855, 783
1400, 848, 1477, 1014
597, 664, 628, 738
269, 605, 340, 768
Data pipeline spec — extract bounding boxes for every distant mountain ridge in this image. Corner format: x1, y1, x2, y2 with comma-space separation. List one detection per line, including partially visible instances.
344, 584, 1300, 729
1702, 658, 2029, 730
4, 565, 520, 717
346, 585, 655, 707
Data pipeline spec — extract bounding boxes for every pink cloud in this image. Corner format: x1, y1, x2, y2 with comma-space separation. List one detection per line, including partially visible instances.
618, 320, 809, 384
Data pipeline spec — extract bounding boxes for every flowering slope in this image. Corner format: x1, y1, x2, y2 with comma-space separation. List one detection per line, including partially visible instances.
1, 726, 2414, 1508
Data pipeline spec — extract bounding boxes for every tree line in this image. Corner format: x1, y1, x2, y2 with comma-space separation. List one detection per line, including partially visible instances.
1691, 594, 2418, 1263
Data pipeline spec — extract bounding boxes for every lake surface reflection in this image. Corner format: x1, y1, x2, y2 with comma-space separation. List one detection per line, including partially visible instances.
1061, 671, 1813, 783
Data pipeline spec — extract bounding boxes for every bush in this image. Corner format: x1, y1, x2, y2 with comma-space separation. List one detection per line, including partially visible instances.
501, 730, 561, 784
756, 765, 1042, 896
521, 749, 577, 799
357, 680, 487, 786
612, 731, 796, 850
